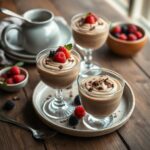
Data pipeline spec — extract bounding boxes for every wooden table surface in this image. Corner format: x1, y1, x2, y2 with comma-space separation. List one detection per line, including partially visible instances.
0, 0, 150, 150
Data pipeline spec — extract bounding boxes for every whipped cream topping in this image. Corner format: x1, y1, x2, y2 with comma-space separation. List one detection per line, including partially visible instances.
72, 15, 108, 34
38, 53, 79, 72
80, 75, 122, 99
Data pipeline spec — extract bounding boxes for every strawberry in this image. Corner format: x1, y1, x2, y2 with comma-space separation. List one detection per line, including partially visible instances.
112, 25, 122, 34
134, 31, 143, 39
13, 74, 25, 83
119, 33, 127, 40
74, 106, 86, 119
128, 33, 137, 41
128, 24, 138, 33
85, 15, 96, 24
6, 78, 14, 84
10, 66, 20, 75
53, 51, 66, 63
57, 46, 70, 59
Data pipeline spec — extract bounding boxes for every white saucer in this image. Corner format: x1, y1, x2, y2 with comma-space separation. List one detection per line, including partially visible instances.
2, 17, 72, 63
32, 81, 135, 137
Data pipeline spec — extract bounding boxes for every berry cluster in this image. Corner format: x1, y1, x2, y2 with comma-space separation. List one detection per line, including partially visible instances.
68, 95, 86, 126
0, 66, 25, 84
84, 12, 98, 24
49, 44, 72, 63
111, 24, 143, 41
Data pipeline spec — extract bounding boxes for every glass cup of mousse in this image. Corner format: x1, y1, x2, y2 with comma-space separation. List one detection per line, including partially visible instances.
36, 44, 81, 119
77, 68, 125, 130
71, 12, 109, 75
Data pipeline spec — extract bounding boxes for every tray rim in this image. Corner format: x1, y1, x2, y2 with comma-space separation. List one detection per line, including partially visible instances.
32, 81, 135, 137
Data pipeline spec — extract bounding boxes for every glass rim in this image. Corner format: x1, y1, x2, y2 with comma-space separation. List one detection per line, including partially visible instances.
77, 68, 125, 96
36, 47, 81, 71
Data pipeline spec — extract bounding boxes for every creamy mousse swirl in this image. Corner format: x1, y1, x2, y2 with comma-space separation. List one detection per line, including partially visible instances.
72, 16, 108, 34
80, 75, 122, 99
38, 54, 79, 72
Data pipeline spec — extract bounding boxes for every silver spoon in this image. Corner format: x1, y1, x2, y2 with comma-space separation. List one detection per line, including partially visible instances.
0, 8, 30, 23
0, 113, 57, 140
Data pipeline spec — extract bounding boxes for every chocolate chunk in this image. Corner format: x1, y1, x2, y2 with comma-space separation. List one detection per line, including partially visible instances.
98, 22, 104, 25
59, 65, 63, 70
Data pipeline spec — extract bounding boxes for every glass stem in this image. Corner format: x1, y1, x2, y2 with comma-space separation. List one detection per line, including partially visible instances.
84, 48, 93, 69
53, 89, 65, 107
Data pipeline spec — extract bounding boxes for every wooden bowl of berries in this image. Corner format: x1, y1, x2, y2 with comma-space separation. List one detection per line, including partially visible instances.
107, 22, 147, 57
0, 66, 29, 92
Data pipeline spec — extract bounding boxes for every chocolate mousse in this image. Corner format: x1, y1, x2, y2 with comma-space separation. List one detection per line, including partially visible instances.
71, 12, 109, 49
37, 45, 81, 89
78, 75, 124, 118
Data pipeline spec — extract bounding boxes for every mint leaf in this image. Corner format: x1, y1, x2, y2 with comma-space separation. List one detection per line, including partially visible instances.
14, 62, 24, 67
64, 44, 73, 51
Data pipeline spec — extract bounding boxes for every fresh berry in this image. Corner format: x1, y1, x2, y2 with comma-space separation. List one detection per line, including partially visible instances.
3, 100, 15, 110
134, 31, 143, 39
53, 51, 66, 63
6, 78, 14, 84
121, 24, 129, 34
13, 74, 25, 83
128, 33, 137, 41
119, 33, 127, 40
57, 46, 70, 59
85, 15, 96, 24
1, 74, 7, 79
74, 106, 86, 119
68, 115, 79, 126
88, 12, 98, 20
10, 66, 20, 75
74, 95, 81, 106
112, 25, 121, 34
128, 24, 138, 33
113, 33, 120, 38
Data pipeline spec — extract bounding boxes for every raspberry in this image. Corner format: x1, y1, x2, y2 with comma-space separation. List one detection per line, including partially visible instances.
128, 33, 137, 41
112, 26, 121, 34
1, 74, 7, 79
53, 51, 66, 63
10, 66, 20, 75
68, 115, 79, 126
74, 95, 81, 106
6, 78, 14, 84
85, 15, 96, 24
88, 12, 98, 21
13, 74, 25, 83
3, 100, 15, 110
74, 106, 86, 119
128, 24, 138, 33
134, 31, 143, 39
57, 46, 70, 59
119, 33, 127, 40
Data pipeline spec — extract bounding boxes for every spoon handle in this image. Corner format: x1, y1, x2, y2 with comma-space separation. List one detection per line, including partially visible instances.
0, 8, 27, 21
0, 113, 33, 132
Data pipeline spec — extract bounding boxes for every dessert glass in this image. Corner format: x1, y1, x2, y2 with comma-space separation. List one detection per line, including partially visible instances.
77, 68, 125, 130
71, 13, 109, 75
36, 48, 81, 120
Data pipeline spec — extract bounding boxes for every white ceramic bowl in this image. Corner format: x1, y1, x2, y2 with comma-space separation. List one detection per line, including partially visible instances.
0, 67, 29, 92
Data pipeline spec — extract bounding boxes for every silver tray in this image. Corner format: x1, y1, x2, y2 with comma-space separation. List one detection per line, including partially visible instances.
32, 81, 135, 137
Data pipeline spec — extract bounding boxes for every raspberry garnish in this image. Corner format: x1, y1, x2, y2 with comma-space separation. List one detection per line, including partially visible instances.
74, 106, 86, 119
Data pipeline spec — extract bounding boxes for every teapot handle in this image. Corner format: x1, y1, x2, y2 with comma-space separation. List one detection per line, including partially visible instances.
1, 24, 24, 51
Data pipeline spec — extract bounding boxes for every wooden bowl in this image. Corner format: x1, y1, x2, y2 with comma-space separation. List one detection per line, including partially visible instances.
107, 22, 147, 57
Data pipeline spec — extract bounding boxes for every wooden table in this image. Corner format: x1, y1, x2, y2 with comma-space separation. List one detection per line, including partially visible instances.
0, 0, 150, 150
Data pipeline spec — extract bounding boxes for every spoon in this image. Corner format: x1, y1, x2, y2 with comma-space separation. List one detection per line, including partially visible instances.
0, 8, 30, 23
0, 113, 57, 140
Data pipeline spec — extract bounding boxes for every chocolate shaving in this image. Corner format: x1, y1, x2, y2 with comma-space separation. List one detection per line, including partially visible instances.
98, 87, 103, 90
92, 81, 99, 87
98, 22, 104, 25
59, 65, 63, 70
89, 26, 95, 31
88, 87, 93, 92
12, 96, 20, 101
79, 18, 85, 26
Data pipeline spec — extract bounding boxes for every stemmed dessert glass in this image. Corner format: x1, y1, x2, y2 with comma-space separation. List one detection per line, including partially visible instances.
71, 13, 109, 75
77, 68, 125, 130
36, 48, 81, 120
